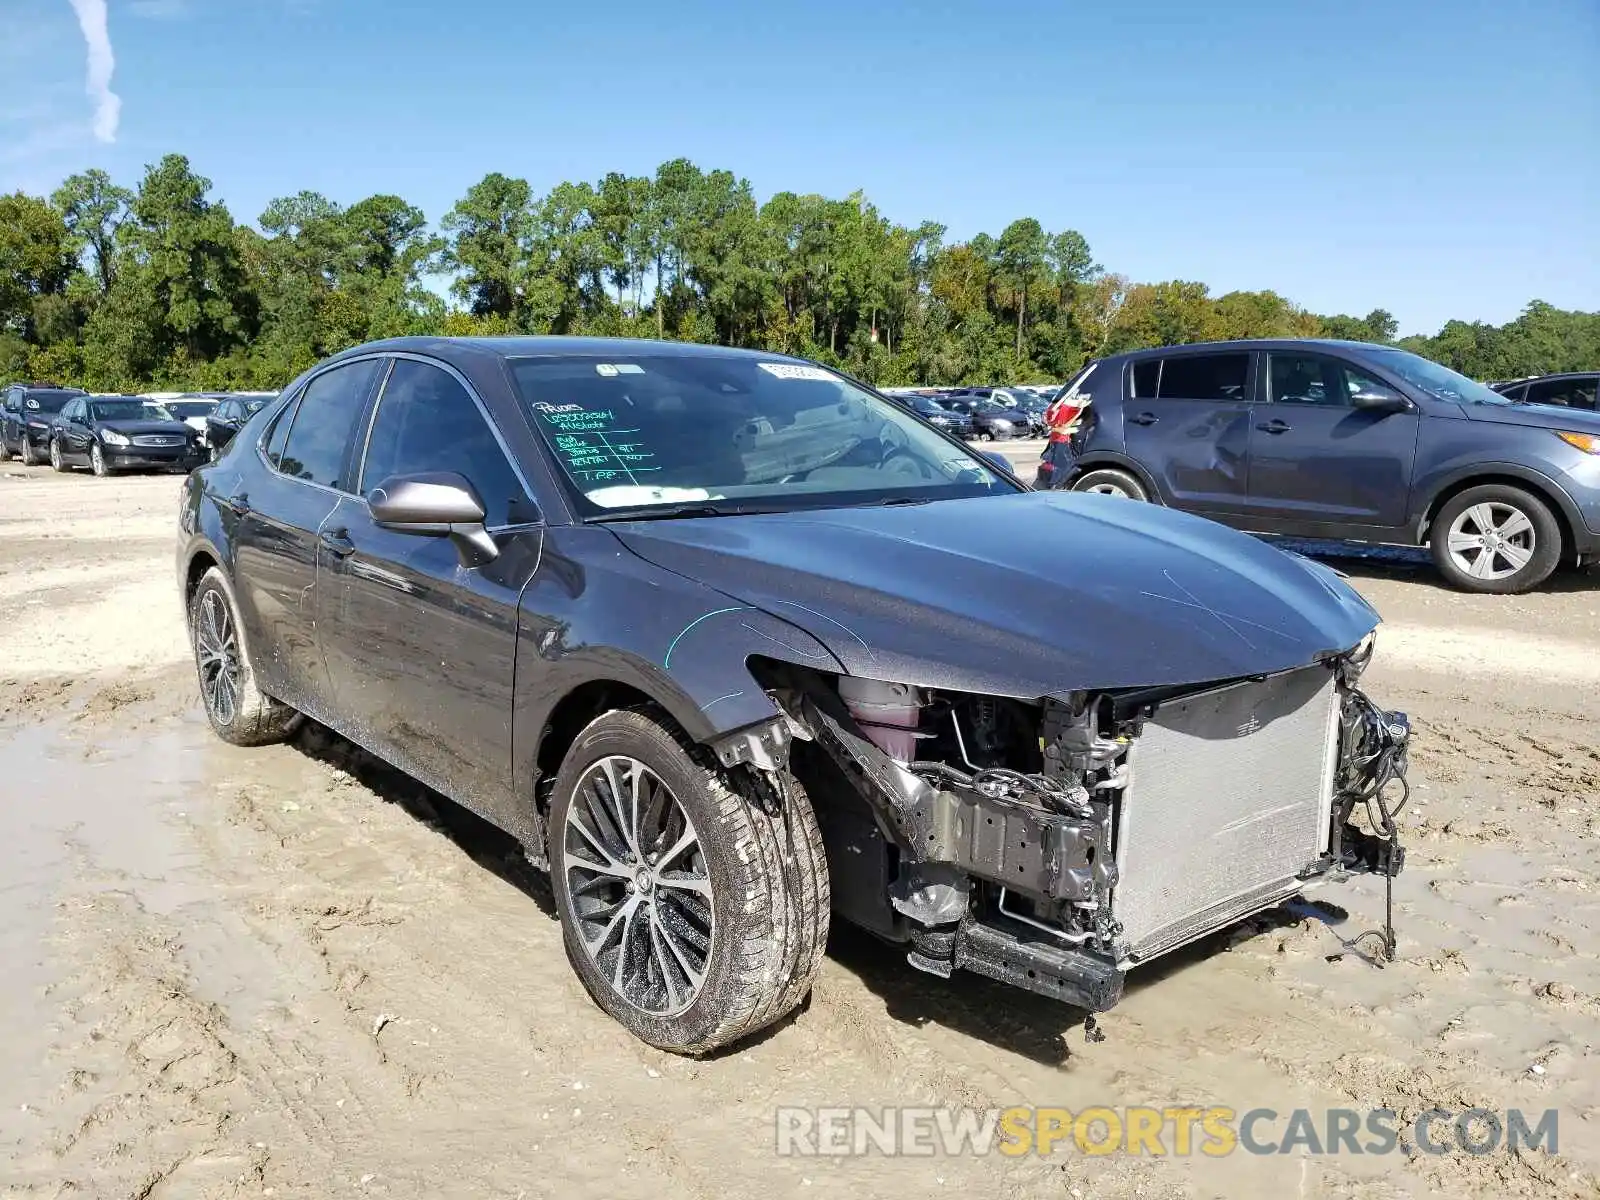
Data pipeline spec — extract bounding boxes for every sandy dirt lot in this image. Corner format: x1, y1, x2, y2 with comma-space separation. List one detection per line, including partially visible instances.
2, 462, 1597, 1200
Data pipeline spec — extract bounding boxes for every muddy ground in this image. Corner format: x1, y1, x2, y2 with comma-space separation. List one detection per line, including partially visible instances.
1, 461, 1597, 1200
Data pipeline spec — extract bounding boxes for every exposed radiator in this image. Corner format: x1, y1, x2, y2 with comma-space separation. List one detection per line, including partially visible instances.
1112, 665, 1341, 964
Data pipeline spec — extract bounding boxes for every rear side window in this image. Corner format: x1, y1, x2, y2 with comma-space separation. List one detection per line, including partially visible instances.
1158, 354, 1250, 401
358, 359, 533, 526
1131, 360, 1160, 398
277, 360, 381, 489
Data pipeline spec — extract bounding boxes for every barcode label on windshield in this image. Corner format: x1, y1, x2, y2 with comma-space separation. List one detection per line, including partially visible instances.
757, 363, 835, 381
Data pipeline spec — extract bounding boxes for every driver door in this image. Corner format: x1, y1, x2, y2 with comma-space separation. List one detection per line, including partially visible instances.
315, 356, 544, 822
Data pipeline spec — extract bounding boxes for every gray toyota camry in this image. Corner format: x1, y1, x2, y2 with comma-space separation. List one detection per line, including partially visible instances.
177, 336, 1411, 1055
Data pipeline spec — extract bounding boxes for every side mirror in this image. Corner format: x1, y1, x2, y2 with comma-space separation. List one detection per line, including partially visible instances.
366, 471, 499, 567
1350, 387, 1413, 414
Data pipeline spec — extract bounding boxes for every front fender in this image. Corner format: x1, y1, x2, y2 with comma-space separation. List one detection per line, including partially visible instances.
510, 525, 845, 830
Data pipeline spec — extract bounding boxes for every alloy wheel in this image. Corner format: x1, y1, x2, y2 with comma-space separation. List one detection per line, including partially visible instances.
1084, 481, 1132, 497
195, 589, 242, 726
1445, 501, 1535, 582
562, 755, 713, 1017
90, 444, 106, 476
49, 440, 61, 470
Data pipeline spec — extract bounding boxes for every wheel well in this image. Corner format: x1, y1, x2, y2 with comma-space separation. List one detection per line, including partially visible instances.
1421, 474, 1575, 562
183, 551, 219, 608
534, 680, 659, 806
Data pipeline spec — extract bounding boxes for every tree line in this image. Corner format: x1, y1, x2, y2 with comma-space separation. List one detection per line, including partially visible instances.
1, 153, 1595, 393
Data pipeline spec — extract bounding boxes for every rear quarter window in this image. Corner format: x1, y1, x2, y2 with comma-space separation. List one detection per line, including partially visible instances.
1157, 353, 1250, 401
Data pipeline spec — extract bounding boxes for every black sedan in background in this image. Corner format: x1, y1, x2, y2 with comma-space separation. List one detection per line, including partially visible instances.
938, 394, 1026, 440
50, 395, 204, 475
889, 392, 975, 438
205, 393, 275, 459
1, 384, 86, 465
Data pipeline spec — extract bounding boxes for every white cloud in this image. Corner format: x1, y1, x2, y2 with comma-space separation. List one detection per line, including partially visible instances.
65, 0, 120, 143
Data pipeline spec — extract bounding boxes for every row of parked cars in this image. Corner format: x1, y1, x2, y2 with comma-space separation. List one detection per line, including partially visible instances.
881, 384, 1058, 440
0, 384, 274, 474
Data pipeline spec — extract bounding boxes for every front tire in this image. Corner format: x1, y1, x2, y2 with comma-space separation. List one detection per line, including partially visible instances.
90, 443, 111, 477
1430, 484, 1561, 594
49, 439, 67, 472
1072, 467, 1149, 501
188, 567, 302, 745
549, 708, 829, 1056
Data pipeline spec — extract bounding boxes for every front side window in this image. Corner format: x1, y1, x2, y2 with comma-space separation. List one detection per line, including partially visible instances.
1157, 353, 1250, 401
277, 360, 381, 489
360, 359, 533, 526
1267, 353, 1342, 406
510, 355, 1011, 515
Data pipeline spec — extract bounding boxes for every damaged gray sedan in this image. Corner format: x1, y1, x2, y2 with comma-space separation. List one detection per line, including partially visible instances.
176, 336, 1410, 1055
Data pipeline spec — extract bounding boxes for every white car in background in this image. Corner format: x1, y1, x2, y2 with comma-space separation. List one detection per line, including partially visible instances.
143, 392, 221, 445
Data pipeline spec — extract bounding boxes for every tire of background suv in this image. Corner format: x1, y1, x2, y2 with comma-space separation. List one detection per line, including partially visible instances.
188, 566, 303, 745
1428, 484, 1562, 594
17, 437, 37, 466
1071, 467, 1149, 501
0, 436, 10, 462
549, 707, 830, 1056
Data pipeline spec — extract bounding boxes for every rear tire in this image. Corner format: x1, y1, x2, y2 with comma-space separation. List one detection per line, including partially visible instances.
188, 567, 302, 745
0, 437, 11, 462
1429, 484, 1561, 594
1071, 468, 1149, 501
549, 708, 829, 1056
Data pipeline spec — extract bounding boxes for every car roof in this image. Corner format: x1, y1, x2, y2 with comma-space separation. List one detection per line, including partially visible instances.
330, 335, 810, 366
1511, 371, 1599, 381
1102, 337, 1399, 363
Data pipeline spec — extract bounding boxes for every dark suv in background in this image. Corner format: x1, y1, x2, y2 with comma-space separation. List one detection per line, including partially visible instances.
1, 383, 86, 465
1043, 339, 1600, 593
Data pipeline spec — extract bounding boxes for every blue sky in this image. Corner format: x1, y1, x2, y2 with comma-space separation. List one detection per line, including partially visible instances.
4, 0, 1596, 335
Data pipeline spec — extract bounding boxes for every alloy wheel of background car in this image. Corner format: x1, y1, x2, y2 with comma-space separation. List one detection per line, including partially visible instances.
187, 567, 303, 745
549, 708, 829, 1055
17, 437, 37, 466
90, 443, 109, 477
1071, 468, 1149, 501
1429, 484, 1561, 594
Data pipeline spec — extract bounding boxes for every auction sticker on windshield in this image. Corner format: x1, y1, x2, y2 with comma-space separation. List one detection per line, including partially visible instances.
757, 363, 836, 381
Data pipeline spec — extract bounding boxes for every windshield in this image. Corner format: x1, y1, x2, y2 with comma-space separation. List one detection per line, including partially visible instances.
1366, 349, 1514, 406
510, 355, 1012, 514
89, 400, 175, 422
167, 400, 216, 419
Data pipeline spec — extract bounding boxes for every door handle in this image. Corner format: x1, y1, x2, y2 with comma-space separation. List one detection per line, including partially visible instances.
319, 529, 356, 558
1256, 419, 1291, 434
225, 494, 250, 515
1128, 412, 1159, 426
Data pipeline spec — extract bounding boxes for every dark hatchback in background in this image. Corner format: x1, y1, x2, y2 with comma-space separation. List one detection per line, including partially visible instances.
177, 335, 1408, 1056
938, 393, 1026, 440
1, 384, 86, 465
50, 395, 204, 475
1491, 372, 1598, 412
1044, 339, 1600, 593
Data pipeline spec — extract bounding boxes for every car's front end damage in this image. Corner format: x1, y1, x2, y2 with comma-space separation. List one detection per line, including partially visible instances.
714, 639, 1409, 1017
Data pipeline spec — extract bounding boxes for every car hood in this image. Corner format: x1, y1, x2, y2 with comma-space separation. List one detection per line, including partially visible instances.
95, 419, 192, 436
613, 491, 1380, 696
1462, 402, 1600, 433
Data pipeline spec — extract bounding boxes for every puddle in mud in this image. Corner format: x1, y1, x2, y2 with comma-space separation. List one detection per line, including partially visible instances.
0, 708, 289, 1115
